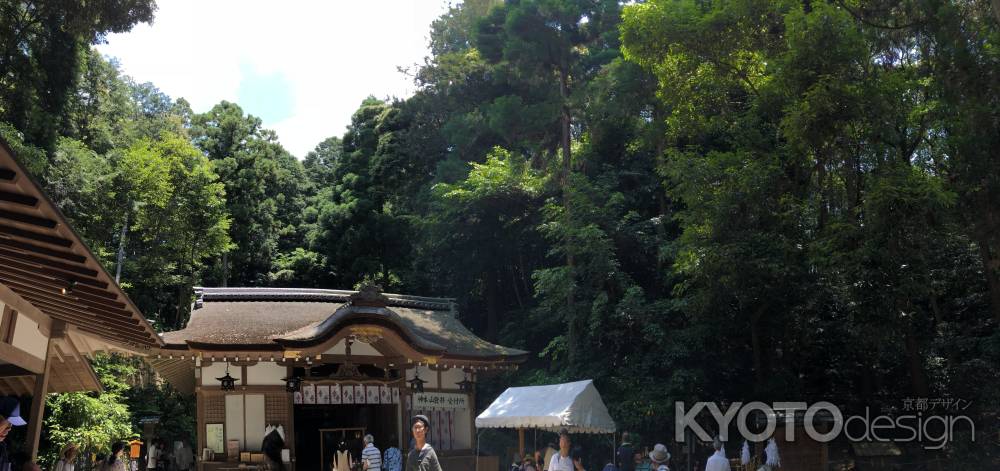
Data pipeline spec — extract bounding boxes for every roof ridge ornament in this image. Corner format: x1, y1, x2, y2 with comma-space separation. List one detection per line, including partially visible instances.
193, 287, 204, 310
349, 284, 389, 307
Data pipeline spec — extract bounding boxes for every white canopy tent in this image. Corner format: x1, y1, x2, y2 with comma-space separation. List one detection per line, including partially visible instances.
476, 379, 617, 433
475, 380, 617, 469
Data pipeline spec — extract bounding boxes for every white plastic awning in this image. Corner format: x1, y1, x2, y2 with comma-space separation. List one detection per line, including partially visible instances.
475, 379, 617, 434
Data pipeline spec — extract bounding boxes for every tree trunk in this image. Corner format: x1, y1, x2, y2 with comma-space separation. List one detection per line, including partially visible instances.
115, 211, 129, 284
559, 66, 579, 367
903, 322, 930, 397
750, 304, 767, 392
222, 251, 229, 288
973, 223, 1000, 324
816, 150, 828, 230
978, 240, 1000, 325
174, 280, 192, 330
486, 269, 500, 342
991, 0, 1000, 26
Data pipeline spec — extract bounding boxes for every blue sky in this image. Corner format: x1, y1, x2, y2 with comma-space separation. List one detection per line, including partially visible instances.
96, 0, 453, 158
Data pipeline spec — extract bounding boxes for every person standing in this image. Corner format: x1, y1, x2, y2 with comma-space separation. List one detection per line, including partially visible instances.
510, 451, 523, 471
145, 440, 158, 471
54, 443, 80, 471
571, 446, 587, 471
102, 442, 129, 471
361, 435, 382, 471
542, 442, 558, 471
547, 429, 574, 471
0, 397, 26, 471
405, 415, 442, 471
522, 454, 538, 471
704, 438, 729, 471
648, 444, 670, 471
616, 433, 634, 471
383, 436, 402, 471
633, 452, 650, 471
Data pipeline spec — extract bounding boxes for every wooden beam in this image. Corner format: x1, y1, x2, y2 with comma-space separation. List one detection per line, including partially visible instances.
16, 376, 33, 395
0, 377, 20, 395
68, 324, 155, 348
0, 364, 35, 377
0, 273, 125, 311
0, 305, 14, 344
0, 223, 72, 248
0, 275, 130, 315
0, 236, 85, 263
0, 342, 44, 374
0, 246, 97, 277
0, 253, 107, 290
60, 322, 151, 345
26, 321, 61, 461
0, 208, 55, 229
0, 256, 114, 297
15, 297, 146, 333
0, 190, 38, 208
0, 283, 52, 333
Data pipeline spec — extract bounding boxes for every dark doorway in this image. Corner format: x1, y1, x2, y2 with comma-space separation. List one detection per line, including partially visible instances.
294, 403, 398, 471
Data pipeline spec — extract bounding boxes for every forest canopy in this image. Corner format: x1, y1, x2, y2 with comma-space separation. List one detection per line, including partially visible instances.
1, 0, 998, 465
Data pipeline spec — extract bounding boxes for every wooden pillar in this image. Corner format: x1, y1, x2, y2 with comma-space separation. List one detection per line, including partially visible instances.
26, 320, 64, 461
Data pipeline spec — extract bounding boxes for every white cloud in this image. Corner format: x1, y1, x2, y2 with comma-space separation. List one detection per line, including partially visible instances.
96, 0, 450, 157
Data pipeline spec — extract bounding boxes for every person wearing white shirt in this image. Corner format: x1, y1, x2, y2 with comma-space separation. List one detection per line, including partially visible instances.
547, 429, 574, 471
704, 437, 729, 471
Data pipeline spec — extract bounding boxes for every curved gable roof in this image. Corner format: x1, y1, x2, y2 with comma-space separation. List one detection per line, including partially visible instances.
160, 287, 528, 361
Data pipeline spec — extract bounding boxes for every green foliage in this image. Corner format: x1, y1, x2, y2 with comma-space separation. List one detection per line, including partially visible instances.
1, 0, 998, 466
0, 0, 156, 151
41, 354, 137, 467
190, 101, 307, 288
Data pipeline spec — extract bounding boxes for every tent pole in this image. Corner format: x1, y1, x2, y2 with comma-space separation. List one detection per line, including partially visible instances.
519, 428, 526, 459
476, 429, 481, 471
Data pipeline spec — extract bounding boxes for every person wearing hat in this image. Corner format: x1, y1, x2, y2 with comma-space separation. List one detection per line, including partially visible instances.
0, 396, 27, 471
54, 443, 80, 471
405, 415, 442, 471
648, 444, 670, 471
547, 429, 574, 471
704, 437, 729, 471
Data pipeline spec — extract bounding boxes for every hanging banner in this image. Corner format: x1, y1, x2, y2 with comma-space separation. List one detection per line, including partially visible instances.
331, 384, 342, 404
303, 384, 316, 404
354, 384, 366, 404
413, 392, 469, 409
317, 385, 330, 404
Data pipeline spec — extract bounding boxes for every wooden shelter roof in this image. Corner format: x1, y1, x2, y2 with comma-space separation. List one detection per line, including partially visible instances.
0, 139, 162, 350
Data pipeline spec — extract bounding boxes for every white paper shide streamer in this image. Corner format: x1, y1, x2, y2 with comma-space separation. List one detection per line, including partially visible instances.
741, 441, 750, 465
765, 438, 780, 467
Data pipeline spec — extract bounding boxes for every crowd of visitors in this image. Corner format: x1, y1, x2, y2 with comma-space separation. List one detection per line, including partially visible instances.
505, 430, 704, 471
